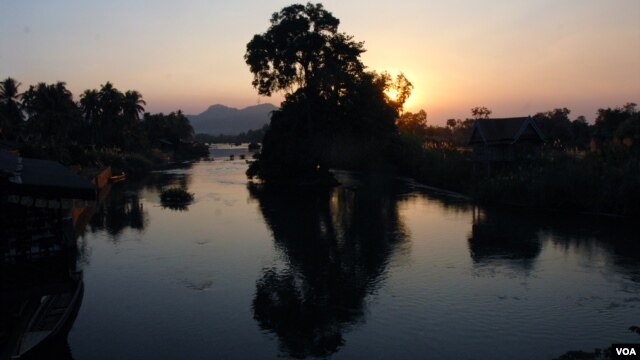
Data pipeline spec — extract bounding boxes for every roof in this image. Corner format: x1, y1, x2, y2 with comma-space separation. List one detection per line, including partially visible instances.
0, 151, 96, 200
468, 117, 545, 145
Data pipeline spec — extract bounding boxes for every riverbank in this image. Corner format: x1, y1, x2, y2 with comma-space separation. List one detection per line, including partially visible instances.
13, 141, 210, 179
64, 157, 640, 360
392, 141, 640, 217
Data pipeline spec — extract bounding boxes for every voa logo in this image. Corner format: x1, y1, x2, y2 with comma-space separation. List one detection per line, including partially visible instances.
615, 347, 637, 356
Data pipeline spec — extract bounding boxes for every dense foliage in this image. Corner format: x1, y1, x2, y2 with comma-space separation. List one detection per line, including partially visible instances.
0, 77, 23, 139
245, 3, 411, 184
0, 78, 207, 174
243, 3, 638, 214
396, 104, 640, 216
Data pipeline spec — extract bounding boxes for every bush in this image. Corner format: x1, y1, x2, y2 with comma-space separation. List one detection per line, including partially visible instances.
160, 187, 194, 202
160, 188, 194, 211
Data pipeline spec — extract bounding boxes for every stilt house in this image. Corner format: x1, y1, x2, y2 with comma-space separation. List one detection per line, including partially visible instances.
468, 117, 545, 163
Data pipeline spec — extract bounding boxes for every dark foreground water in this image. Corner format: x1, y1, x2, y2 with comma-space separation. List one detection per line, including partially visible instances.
64, 146, 639, 359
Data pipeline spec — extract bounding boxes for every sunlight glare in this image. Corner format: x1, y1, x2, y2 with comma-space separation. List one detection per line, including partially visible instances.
385, 88, 400, 102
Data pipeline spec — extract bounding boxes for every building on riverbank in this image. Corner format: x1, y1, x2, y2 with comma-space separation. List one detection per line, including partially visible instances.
468, 117, 545, 173
0, 150, 99, 263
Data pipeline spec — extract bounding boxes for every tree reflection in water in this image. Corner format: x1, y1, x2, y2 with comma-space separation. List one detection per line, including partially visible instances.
539, 215, 640, 284
248, 176, 408, 358
468, 206, 640, 283
89, 189, 148, 237
85, 165, 194, 239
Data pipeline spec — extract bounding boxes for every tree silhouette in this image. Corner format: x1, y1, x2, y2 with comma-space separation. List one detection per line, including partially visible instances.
21, 82, 80, 146
245, 3, 412, 184
142, 110, 194, 146
570, 115, 591, 151
81, 83, 148, 150
79, 89, 101, 145
594, 103, 639, 152
97, 82, 124, 147
245, 3, 362, 98
122, 90, 146, 121
0, 77, 24, 139
397, 109, 428, 140
470, 106, 492, 119
533, 108, 573, 150
120, 90, 147, 150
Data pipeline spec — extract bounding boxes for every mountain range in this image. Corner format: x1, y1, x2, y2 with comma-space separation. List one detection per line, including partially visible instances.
187, 103, 277, 135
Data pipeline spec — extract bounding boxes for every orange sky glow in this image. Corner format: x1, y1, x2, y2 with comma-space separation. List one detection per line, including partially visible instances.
1, 0, 638, 124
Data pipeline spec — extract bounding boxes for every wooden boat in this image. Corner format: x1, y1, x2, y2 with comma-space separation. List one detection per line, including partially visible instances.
11, 279, 84, 359
109, 172, 127, 183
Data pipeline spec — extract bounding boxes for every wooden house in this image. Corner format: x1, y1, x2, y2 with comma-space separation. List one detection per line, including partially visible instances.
468, 117, 545, 163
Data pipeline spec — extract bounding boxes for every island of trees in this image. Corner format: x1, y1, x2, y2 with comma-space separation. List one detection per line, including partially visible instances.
244, 3, 639, 216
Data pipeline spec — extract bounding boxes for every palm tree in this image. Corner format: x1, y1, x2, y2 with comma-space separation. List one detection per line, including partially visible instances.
97, 82, 124, 146
0, 77, 24, 138
98, 82, 123, 118
0, 77, 21, 104
22, 81, 80, 145
80, 89, 101, 123
120, 90, 147, 150
122, 90, 146, 121
80, 89, 101, 145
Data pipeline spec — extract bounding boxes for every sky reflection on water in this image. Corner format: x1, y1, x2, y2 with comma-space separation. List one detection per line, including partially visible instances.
66, 150, 640, 359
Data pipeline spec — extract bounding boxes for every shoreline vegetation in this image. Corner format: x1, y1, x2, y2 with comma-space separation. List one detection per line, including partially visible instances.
1, 2, 638, 216
0, 78, 209, 179
241, 3, 639, 217
321, 105, 637, 218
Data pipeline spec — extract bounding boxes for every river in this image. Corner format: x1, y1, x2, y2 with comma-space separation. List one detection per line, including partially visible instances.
66, 145, 639, 359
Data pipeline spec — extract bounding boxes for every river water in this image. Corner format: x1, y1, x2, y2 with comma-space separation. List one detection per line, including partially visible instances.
67, 145, 639, 359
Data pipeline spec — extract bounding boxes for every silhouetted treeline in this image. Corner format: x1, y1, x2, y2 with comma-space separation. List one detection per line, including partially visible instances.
395, 106, 608, 152
242, 5, 638, 215
393, 104, 640, 216
194, 124, 268, 144
0, 77, 208, 174
244, 3, 412, 185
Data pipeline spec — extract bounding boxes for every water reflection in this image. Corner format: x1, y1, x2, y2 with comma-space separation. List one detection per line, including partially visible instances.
159, 198, 191, 212
468, 207, 542, 273
89, 189, 148, 237
84, 164, 195, 239
42, 157, 639, 360
143, 163, 194, 193
468, 206, 640, 284
540, 215, 640, 285
248, 175, 408, 358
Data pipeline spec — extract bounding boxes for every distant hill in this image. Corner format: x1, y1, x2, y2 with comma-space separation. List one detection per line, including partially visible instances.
187, 103, 277, 135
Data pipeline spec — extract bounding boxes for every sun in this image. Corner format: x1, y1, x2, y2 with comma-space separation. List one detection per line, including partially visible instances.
385, 87, 416, 111
385, 88, 400, 102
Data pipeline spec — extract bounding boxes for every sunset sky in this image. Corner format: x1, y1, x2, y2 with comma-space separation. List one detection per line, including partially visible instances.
1, 0, 638, 124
